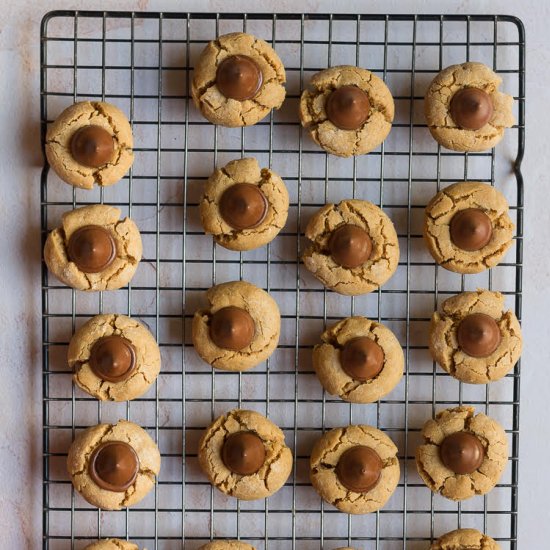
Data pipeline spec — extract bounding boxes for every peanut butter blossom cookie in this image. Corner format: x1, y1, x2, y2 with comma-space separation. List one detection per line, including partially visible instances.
200, 157, 289, 251
84, 540, 138, 550
192, 280, 280, 371
192, 32, 286, 127
45, 101, 134, 189
198, 542, 256, 550
424, 182, 514, 274
299, 65, 394, 157
313, 316, 403, 403
424, 62, 515, 152
302, 199, 399, 295
430, 289, 522, 384
67, 420, 161, 510
198, 409, 293, 500
430, 528, 501, 550
68, 314, 161, 401
310, 425, 400, 514
416, 406, 508, 501
44, 204, 142, 291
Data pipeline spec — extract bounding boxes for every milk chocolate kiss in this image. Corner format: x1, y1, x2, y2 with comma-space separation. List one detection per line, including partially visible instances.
222, 431, 266, 475
89, 441, 139, 492
440, 431, 485, 475
70, 125, 115, 168
326, 86, 371, 130
67, 225, 116, 273
89, 335, 136, 382
449, 88, 493, 131
329, 224, 373, 269
219, 183, 268, 230
336, 445, 383, 493
450, 208, 493, 251
457, 313, 501, 358
216, 55, 263, 101
209, 306, 255, 351
340, 337, 384, 381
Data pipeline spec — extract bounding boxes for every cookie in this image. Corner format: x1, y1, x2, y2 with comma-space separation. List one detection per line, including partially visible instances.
44, 204, 142, 291
200, 157, 289, 251
302, 199, 399, 295
430, 289, 522, 384
424, 182, 514, 274
192, 280, 280, 371
416, 406, 508, 501
198, 409, 293, 500
430, 528, 500, 550
68, 314, 161, 401
310, 425, 400, 514
299, 65, 394, 157
84, 540, 138, 550
192, 32, 286, 127
45, 101, 134, 189
313, 316, 403, 403
424, 62, 515, 152
198, 542, 255, 550
67, 420, 161, 510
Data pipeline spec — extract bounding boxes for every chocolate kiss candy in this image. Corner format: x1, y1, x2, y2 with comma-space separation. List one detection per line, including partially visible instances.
329, 224, 373, 269
219, 183, 268, 230
326, 85, 371, 130
209, 306, 255, 351
89, 335, 136, 382
216, 55, 263, 101
89, 441, 139, 492
336, 445, 383, 493
340, 337, 384, 381
440, 431, 485, 475
222, 431, 266, 475
450, 208, 493, 251
449, 87, 494, 131
70, 125, 115, 168
457, 313, 501, 358
67, 225, 116, 273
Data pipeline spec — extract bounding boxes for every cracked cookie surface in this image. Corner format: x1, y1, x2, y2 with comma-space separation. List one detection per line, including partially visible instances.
200, 157, 289, 251
44, 204, 142, 291
198, 409, 293, 500
430, 290, 522, 384
430, 528, 500, 550
424, 182, 514, 274
67, 420, 161, 510
69, 314, 161, 401
191, 32, 286, 127
192, 280, 280, 371
84, 540, 139, 550
302, 199, 399, 295
313, 316, 403, 403
424, 62, 515, 152
198, 542, 256, 550
299, 65, 394, 157
415, 406, 508, 501
45, 101, 134, 189
310, 425, 400, 514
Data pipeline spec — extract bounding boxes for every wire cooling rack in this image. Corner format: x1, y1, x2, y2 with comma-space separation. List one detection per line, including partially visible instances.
40, 11, 525, 550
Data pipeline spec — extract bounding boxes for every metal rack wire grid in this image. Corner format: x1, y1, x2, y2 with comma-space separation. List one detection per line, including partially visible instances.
40, 11, 525, 550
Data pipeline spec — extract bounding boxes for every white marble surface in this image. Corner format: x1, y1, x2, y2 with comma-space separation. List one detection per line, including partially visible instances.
1, 0, 549, 547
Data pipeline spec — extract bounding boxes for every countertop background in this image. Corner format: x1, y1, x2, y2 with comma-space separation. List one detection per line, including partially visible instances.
1, 0, 548, 547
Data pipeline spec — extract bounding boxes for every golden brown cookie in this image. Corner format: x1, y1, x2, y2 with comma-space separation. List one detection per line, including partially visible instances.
430, 289, 522, 384
302, 199, 399, 295
200, 157, 289, 251
44, 204, 142, 291
310, 425, 400, 514
192, 280, 280, 371
198, 409, 293, 500
45, 101, 134, 189
67, 420, 161, 510
192, 32, 286, 127
430, 528, 500, 550
198, 542, 256, 550
68, 314, 161, 401
424, 182, 514, 274
84, 540, 138, 550
416, 406, 508, 501
313, 316, 403, 403
299, 65, 394, 157
424, 62, 515, 152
